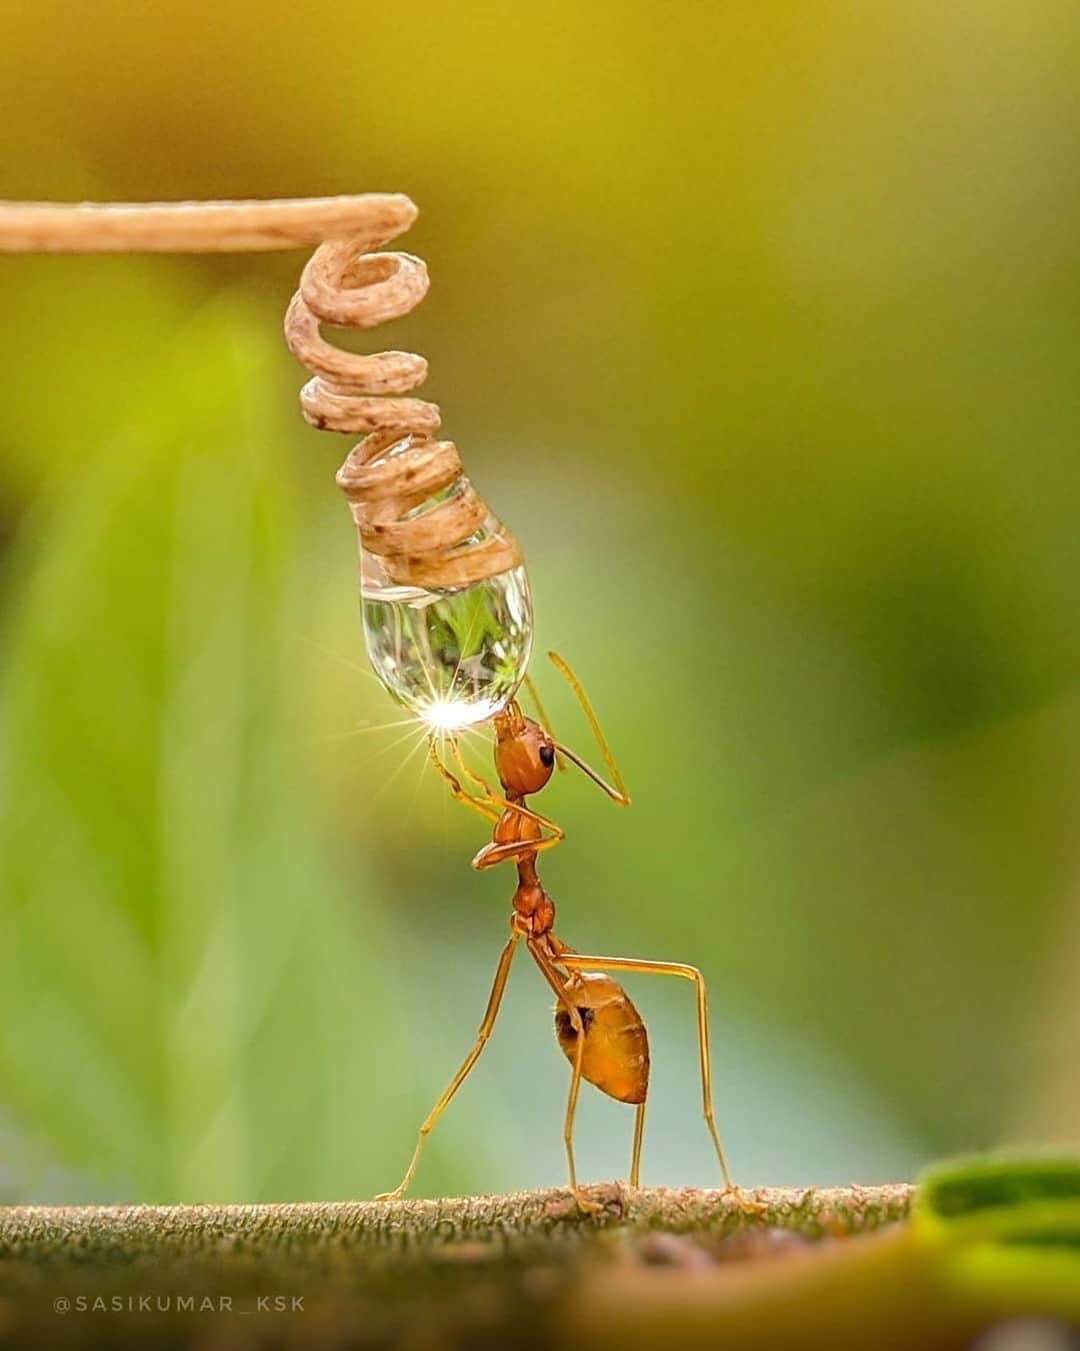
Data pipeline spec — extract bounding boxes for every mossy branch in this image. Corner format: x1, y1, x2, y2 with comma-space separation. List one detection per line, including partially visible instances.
0, 1183, 912, 1265
0, 1184, 928, 1350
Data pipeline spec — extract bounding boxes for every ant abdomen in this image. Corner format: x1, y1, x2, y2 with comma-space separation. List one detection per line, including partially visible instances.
554, 972, 649, 1105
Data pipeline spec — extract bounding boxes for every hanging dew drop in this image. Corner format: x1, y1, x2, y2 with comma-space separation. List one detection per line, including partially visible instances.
361, 564, 533, 729
335, 430, 533, 730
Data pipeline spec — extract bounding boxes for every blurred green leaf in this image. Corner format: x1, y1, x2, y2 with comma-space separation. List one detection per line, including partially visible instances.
919, 1154, 1080, 1229
0, 296, 415, 1202
916, 1154, 1080, 1318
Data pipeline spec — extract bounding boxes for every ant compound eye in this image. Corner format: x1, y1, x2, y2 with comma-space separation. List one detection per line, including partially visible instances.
539, 743, 555, 768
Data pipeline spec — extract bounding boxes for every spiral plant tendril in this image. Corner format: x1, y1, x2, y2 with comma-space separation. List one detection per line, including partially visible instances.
283, 195, 523, 592
0, 193, 534, 725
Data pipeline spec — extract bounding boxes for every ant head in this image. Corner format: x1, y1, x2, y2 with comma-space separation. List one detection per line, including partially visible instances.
493, 702, 556, 796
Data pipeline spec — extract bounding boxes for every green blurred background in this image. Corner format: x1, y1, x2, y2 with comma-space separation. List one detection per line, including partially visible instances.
1, 1, 1078, 1204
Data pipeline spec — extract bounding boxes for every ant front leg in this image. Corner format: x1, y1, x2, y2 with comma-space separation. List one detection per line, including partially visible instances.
558, 952, 735, 1192
471, 816, 565, 871
446, 740, 570, 864
449, 739, 501, 802
448, 745, 565, 859
428, 739, 501, 826
432, 740, 564, 869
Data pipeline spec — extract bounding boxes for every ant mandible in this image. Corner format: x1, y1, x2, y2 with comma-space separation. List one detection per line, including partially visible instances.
376, 651, 734, 1210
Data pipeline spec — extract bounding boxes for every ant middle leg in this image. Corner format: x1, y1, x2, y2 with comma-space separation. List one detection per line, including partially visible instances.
558, 952, 734, 1191
376, 932, 519, 1202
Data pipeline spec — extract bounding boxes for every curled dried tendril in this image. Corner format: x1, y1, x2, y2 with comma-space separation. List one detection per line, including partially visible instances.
282, 195, 522, 590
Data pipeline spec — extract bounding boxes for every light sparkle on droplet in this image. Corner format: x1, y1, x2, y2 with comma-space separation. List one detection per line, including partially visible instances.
421, 695, 485, 733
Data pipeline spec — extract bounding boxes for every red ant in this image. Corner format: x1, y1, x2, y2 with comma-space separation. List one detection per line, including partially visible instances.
376, 652, 734, 1210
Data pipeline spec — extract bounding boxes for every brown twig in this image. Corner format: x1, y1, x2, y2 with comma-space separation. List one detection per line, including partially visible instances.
0, 194, 413, 252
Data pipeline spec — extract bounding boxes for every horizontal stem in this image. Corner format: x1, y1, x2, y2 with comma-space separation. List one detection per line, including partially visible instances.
0, 193, 415, 253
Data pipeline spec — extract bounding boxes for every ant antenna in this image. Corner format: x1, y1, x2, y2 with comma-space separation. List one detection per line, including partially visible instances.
547, 651, 630, 805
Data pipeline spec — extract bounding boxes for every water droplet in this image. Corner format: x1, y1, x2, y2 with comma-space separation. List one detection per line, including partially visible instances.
361, 564, 533, 728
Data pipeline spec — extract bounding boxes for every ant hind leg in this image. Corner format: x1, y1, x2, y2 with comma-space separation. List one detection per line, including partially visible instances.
557, 952, 735, 1192
630, 1100, 646, 1188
